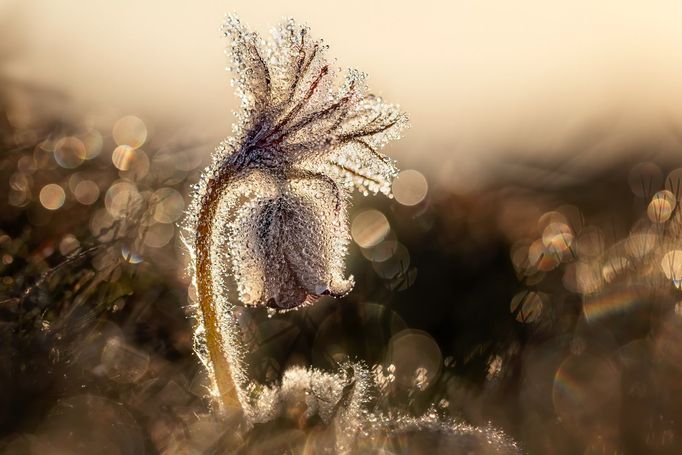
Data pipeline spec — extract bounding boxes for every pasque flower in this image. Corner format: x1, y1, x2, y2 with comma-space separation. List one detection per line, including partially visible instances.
185, 15, 407, 410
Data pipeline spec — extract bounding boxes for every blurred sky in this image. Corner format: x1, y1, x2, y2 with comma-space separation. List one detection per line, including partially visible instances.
4, 0, 682, 187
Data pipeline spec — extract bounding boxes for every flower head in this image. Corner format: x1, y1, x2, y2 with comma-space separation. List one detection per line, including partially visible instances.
187, 15, 408, 310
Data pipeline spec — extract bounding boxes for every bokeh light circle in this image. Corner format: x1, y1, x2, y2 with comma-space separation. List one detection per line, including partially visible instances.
387, 329, 442, 390
112, 115, 147, 148
372, 242, 410, 279
74, 180, 100, 205
105, 181, 142, 219
351, 209, 390, 248
112, 145, 136, 171
39, 183, 66, 210
528, 239, 560, 272
151, 188, 185, 224
538, 211, 567, 232
143, 223, 175, 248
542, 222, 574, 255
648, 190, 676, 223
552, 353, 621, 435
392, 169, 428, 206
54, 136, 86, 169
81, 129, 103, 159
120, 149, 150, 181
362, 239, 399, 262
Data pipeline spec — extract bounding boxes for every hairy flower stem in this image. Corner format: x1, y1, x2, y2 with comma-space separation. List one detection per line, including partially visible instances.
195, 169, 241, 411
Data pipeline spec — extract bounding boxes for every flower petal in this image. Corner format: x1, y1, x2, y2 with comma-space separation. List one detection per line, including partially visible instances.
269, 19, 333, 115
223, 15, 272, 117
293, 88, 407, 196
230, 173, 353, 310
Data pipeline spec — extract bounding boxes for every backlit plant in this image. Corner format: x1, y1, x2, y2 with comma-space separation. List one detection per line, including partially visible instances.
184, 15, 407, 413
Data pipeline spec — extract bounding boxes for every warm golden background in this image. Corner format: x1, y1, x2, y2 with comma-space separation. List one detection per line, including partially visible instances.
5, 0, 682, 189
